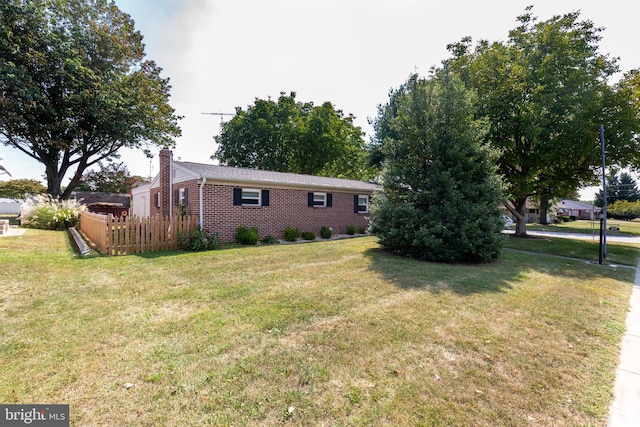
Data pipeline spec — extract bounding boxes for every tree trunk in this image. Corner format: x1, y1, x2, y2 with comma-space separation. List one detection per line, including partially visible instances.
539, 198, 549, 225
507, 197, 528, 237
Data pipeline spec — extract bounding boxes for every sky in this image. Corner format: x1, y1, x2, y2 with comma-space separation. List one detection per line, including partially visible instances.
2, 0, 639, 200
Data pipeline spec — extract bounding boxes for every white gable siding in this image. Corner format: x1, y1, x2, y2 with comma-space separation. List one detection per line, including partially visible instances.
131, 184, 151, 218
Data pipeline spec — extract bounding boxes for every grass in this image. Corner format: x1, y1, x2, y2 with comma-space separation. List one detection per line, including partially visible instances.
504, 234, 640, 266
0, 230, 637, 426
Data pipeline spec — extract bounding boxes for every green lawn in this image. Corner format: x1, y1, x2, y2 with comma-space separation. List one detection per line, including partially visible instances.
503, 234, 640, 266
0, 230, 636, 426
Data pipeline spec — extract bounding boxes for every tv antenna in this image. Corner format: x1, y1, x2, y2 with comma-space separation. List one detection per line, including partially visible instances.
202, 112, 234, 123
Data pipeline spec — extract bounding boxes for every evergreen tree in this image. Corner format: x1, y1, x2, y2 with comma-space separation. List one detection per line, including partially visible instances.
370, 73, 505, 263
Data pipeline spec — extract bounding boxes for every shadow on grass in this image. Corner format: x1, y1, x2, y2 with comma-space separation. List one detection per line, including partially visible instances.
363, 243, 635, 296
363, 246, 518, 295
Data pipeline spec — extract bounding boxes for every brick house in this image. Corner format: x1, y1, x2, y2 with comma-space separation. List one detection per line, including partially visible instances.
134, 150, 380, 242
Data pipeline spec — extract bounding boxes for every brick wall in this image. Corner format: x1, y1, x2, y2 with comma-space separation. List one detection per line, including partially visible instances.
159, 149, 172, 217
199, 184, 371, 242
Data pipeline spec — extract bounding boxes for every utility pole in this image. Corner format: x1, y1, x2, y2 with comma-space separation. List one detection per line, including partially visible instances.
600, 124, 607, 259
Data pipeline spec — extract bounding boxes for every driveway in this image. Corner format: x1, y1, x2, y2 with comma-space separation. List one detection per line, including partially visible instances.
504, 229, 640, 244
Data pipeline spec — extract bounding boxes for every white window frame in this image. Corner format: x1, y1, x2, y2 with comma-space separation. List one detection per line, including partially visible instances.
313, 192, 327, 208
357, 195, 369, 213
178, 188, 186, 205
242, 188, 261, 206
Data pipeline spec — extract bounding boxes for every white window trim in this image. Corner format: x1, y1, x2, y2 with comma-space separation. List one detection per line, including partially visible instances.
242, 188, 261, 206
178, 188, 186, 205
357, 195, 369, 213
313, 192, 327, 208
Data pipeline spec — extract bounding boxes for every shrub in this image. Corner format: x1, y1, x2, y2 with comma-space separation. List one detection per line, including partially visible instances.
284, 227, 300, 242
20, 194, 85, 230
261, 235, 278, 245
320, 226, 332, 239
346, 225, 356, 235
236, 226, 259, 245
178, 226, 219, 251
301, 231, 316, 240
607, 200, 640, 221
357, 227, 367, 234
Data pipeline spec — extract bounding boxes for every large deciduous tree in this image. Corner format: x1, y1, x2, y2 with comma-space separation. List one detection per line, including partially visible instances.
0, 0, 181, 199
369, 73, 505, 263
445, 7, 640, 236
213, 92, 374, 181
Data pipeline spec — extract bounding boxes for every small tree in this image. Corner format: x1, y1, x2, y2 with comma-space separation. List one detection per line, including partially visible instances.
0, 179, 47, 201
370, 73, 505, 263
76, 162, 135, 194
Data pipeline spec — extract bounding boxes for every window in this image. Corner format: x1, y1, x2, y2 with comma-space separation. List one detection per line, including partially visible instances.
313, 192, 326, 207
355, 195, 369, 213
308, 192, 332, 208
233, 188, 270, 207
174, 188, 188, 206
242, 189, 260, 206
154, 192, 160, 208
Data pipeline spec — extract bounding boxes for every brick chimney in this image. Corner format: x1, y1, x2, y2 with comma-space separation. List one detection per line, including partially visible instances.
159, 149, 172, 217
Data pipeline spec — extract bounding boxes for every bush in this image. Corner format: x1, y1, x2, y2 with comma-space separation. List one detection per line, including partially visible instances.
320, 226, 332, 239
301, 231, 316, 240
284, 227, 300, 242
20, 194, 85, 230
236, 226, 259, 245
178, 226, 219, 251
261, 235, 278, 245
608, 200, 640, 220
357, 227, 367, 234
346, 225, 356, 235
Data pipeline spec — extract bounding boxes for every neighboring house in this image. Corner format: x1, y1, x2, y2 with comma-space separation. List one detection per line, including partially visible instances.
75, 191, 131, 217
135, 150, 381, 242
131, 183, 151, 218
504, 199, 552, 223
0, 198, 21, 214
555, 199, 600, 220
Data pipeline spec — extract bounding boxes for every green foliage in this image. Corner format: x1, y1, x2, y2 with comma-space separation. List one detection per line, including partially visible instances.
260, 235, 278, 245
444, 7, 640, 235
301, 231, 316, 240
595, 172, 640, 207
214, 92, 374, 181
19, 194, 85, 230
0, 0, 181, 198
178, 226, 219, 251
607, 200, 640, 220
76, 162, 136, 194
236, 226, 259, 245
369, 73, 505, 263
320, 226, 332, 239
0, 179, 46, 201
357, 227, 367, 234
346, 225, 356, 235
284, 227, 300, 242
